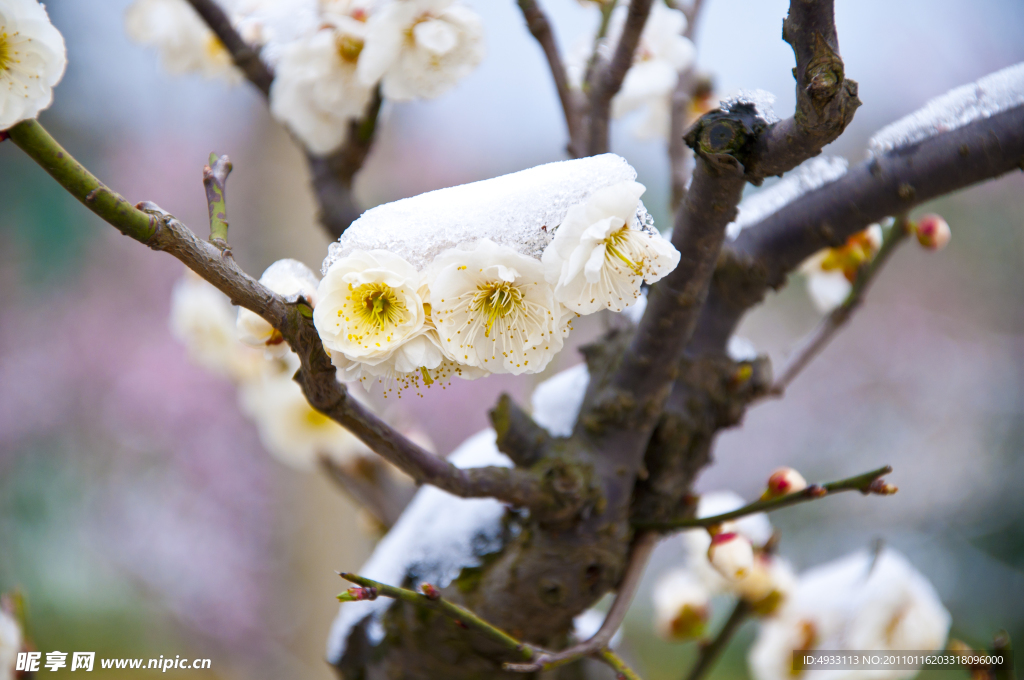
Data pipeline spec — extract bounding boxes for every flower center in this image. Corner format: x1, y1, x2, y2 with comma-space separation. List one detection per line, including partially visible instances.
204, 34, 228, 61
349, 282, 406, 331
336, 34, 364, 63
471, 281, 525, 337
0, 31, 12, 73
604, 227, 645, 275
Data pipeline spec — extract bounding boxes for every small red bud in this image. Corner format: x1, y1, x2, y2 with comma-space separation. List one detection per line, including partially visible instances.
421, 583, 441, 600
913, 214, 951, 250
807, 484, 828, 498
763, 467, 808, 499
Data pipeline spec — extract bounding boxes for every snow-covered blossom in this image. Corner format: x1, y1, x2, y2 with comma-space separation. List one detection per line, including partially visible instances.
238, 258, 319, 356
568, 2, 695, 139
652, 569, 710, 641
239, 352, 364, 469
429, 239, 566, 375
269, 4, 375, 154
913, 213, 951, 250
0, 604, 21, 680
314, 250, 426, 370
0, 0, 66, 130
800, 224, 883, 314
357, 0, 484, 102
125, 0, 242, 81
749, 548, 951, 680
708, 530, 755, 581
763, 467, 808, 499
169, 271, 266, 381
542, 180, 679, 314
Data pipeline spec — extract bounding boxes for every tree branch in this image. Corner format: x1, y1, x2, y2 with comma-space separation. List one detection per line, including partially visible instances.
7, 119, 553, 511
691, 103, 1024, 351
586, 0, 655, 154
681, 599, 752, 680
318, 455, 416, 530
184, 0, 273, 96
202, 152, 232, 252
506, 530, 657, 673
745, 0, 860, 178
517, 0, 583, 155
772, 216, 910, 392
339, 573, 644, 679
634, 465, 895, 530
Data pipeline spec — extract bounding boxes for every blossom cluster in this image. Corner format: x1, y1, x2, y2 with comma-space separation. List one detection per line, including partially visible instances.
169, 267, 370, 471
650, 477, 950, 680
311, 154, 680, 394
568, 1, 697, 140
123, 0, 485, 154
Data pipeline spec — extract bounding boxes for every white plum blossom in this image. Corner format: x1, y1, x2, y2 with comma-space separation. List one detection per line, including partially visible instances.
357, 0, 484, 102
314, 250, 427, 369
125, 0, 242, 81
652, 569, 710, 641
169, 271, 266, 382
238, 258, 320, 356
0, 0, 66, 130
269, 5, 375, 154
733, 553, 798, 615
239, 352, 365, 469
800, 224, 883, 314
682, 491, 773, 593
0, 604, 21, 680
542, 180, 679, 314
749, 548, 951, 680
568, 1, 695, 139
430, 239, 566, 375
708, 530, 755, 581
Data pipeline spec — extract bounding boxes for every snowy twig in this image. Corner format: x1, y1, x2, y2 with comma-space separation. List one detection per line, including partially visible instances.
505, 531, 658, 673
746, 0, 861, 178
587, 0, 655, 154
772, 216, 910, 392
202, 152, 233, 252
691, 102, 1024, 352
682, 599, 752, 680
338, 572, 645, 679
7, 119, 554, 511
517, 0, 583, 155
184, 0, 273, 95
318, 455, 416, 530
634, 465, 895, 530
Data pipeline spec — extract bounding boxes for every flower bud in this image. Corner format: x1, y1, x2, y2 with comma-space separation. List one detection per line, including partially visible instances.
652, 570, 710, 642
913, 214, 951, 250
707, 531, 754, 581
762, 467, 808, 500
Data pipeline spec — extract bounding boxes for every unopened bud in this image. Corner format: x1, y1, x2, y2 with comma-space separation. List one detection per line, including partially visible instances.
420, 583, 441, 600
707, 531, 754, 581
762, 467, 808, 500
913, 214, 951, 250
868, 479, 898, 495
337, 586, 377, 602
653, 570, 711, 642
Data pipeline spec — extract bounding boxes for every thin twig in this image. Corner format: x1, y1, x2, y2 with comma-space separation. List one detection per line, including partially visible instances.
318, 455, 416, 530
202, 153, 232, 252
505, 531, 658, 673
634, 465, 895, 530
7, 119, 553, 512
772, 215, 910, 392
587, 0, 655, 154
184, 0, 273, 96
517, 0, 582, 154
338, 573, 646, 680
682, 599, 752, 680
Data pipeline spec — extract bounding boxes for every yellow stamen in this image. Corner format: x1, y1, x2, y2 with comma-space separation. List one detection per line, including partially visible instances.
471, 281, 525, 337
337, 34, 364, 63
605, 227, 645, 276
419, 366, 434, 386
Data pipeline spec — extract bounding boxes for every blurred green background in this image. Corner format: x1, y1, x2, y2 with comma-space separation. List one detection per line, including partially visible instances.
1, 0, 1022, 678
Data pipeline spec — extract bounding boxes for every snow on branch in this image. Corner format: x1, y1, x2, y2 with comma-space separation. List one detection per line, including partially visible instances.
869, 62, 1024, 157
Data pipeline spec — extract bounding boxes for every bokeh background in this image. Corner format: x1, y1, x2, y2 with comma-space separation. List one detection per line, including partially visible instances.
1, 0, 1022, 678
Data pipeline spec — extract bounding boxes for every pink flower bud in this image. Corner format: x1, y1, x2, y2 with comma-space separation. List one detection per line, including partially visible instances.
420, 583, 441, 600
707, 531, 754, 581
763, 467, 808, 499
914, 214, 951, 250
